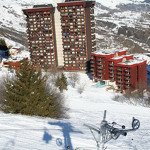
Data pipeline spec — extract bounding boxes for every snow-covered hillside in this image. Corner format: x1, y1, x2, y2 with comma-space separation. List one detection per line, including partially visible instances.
0, 71, 150, 150
96, 0, 145, 9
0, 0, 149, 48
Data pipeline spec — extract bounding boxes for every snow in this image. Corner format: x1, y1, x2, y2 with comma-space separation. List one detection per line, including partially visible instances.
0, 70, 150, 150
0, 0, 150, 148
134, 53, 150, 65
96, 0, 145, 9
0, 0, 53, 32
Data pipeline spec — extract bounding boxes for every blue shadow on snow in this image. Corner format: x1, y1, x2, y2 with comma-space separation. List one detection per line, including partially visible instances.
43, 128, 53, 144
49, 121, 83, 150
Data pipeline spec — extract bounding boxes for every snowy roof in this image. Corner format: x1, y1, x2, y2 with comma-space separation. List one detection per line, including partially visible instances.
110, 54, 133, 60
2, 50, 30, 62
92, 48, 127, 55
118, 58, 146, 66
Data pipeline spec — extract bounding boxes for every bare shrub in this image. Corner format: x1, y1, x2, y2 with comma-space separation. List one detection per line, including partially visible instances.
0, 76, 6, 105
124, 88, 147, 106
77, 82, 86, 94
45, 65, 62, 84
68, 72, 80, 88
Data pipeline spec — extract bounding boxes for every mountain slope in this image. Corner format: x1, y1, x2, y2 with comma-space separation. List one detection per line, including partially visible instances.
0, 71, 150, 149
0, 0, 149, 52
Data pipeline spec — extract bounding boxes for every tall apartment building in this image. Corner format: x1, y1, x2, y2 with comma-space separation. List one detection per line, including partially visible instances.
23, 0, 96, 70
91, 50, 147, 92
23, 5, 58, 68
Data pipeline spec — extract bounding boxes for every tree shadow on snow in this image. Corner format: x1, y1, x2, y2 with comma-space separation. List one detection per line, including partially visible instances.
48, 121, 83, 150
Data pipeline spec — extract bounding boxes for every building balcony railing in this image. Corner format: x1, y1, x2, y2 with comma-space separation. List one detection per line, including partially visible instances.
125, 82, 130, 85
91, 68, 94, 71
97, 67, 102, 70
97, 74, 102, 77
109, 64, 114, 67
124, 78, 130, 82
124, 74, 130, 77
109, 75, 114, 78
117, 76, 122, 79
97, 58, 101, 61
97, 60, 102, 63
117, 82, 123, 85
90, 60, 94, 64
98, 70, 102, 73
91, 64, 95, 68
110, 79, 114, 82
97, 62, 102, 65
116, 68, 122, 72
97, 64, 102, 67
109, 71, 114, 74
124, 85, 130, 89
117, 80, 123, 83
117, 73, 122, 76
109, 67, 113, 70
124, 69, 130, 72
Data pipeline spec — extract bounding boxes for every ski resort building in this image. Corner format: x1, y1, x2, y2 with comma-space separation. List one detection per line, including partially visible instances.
23, 0, 96, 70
91, 50, 147, 92
3, 57, 28, 69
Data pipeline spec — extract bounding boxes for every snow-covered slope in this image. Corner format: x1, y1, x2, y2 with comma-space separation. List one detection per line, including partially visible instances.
0, 72, 150, 150
0, 0, 53, 32
96, 0, 145, 9
0, 0, 149, 50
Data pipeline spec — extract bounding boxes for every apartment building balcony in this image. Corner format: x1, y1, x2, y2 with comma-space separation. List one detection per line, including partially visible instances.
91, 56, 94, 60
97, 57, 102, 60
97, 62, 102, 66
124, 74, 130, 77
91, 64, 95, 68
97, 74, 102, 77
117, 76, 122, 79
117, 72, 122, 76
125, 82, 130, 85
109, 71, 114, 74
117, 80, 123, 84
97, 66, 102, 69
109, 67, 113, 70
124, 85, 130, 89
117, 85, 123, 90
117, 82, 123, 86
116, 68, 122, 72
91, 67, 94, 71
124, 77, 130, 81
109, 64, 114, 67
91, 59, 95, 63
98, 70, 102, 73
109, 75, 114, 78
124, 69, 130, 73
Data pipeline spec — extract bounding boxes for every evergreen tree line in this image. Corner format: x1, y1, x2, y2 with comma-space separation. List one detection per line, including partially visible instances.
0, 39, 8, 50
0, 59, 68, 118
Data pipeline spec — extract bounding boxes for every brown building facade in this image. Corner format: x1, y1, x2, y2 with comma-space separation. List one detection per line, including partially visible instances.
23, 1, 96, 70
23, 5, 57, 68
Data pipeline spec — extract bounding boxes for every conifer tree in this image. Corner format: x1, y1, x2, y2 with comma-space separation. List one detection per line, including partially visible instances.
1, 59, 63, 118
55, 73, 68, 92
61, 73, 68, 90
0, 38, 8, 50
